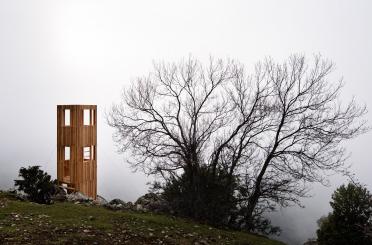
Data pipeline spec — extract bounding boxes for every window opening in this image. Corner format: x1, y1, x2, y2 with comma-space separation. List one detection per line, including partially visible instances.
64, 146, 70, 160
92, 146, 95, 160
64, 109, 70, 126
83, 109, 90, 125
91, 110, 95, 125
83, 147, 91, 160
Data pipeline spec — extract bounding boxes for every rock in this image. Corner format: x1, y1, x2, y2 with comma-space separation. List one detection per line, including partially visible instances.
38, 214, 50, 218
93, 195, 108, 205
52, 185, 67, 201
102, 193, 171, 213
135, 204, 147, 212
125, 201, 134, 209
66, 192, 92, 203
134, 192, 170, 213
104, 199, 134, 210
135, 193, 157, 206
9, 189, 28, 201
109, 198, 126, 206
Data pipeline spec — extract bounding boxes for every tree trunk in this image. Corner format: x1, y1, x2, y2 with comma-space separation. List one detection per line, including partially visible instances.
243, 154, 274, 230
244, 192, 260, 230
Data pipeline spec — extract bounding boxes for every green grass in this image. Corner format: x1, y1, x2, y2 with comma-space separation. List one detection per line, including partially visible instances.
0, 191, 285, 245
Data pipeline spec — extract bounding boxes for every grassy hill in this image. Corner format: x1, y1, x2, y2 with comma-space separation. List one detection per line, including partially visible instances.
0, 191, 285, 245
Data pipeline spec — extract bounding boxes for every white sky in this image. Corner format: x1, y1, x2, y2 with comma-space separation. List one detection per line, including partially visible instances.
0, 1, 371, 244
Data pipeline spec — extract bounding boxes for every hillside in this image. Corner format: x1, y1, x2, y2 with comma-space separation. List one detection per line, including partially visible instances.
0, 191, 285, 245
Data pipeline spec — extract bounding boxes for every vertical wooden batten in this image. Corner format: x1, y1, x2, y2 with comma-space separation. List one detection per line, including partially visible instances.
57, 105, 97, 199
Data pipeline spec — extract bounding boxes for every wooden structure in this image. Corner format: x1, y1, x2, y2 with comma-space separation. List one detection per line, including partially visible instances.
57, 105, 97, 199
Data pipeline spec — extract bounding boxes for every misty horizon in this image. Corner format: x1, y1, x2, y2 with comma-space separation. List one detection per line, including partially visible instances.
1, 1, 372, 244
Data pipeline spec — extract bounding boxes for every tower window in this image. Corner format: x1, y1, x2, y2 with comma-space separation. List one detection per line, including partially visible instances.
64, 109, 70, 126
91, 110, 95, 125
64, 146, 70, 160
83, 109, 91, 125
92, 146, 95, 160
83, 147, 91, 160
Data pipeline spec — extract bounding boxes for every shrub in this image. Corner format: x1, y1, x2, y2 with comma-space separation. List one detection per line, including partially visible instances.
159, 166, 280, 234
14, 165, 56, 204
162, 166, 237, 227
317, 183, 372, 245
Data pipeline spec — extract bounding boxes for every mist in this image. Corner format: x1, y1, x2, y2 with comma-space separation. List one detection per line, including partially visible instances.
0, 1, 371, 244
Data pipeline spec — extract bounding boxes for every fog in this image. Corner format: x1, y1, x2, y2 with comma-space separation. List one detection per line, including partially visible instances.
0, 1, 371, 244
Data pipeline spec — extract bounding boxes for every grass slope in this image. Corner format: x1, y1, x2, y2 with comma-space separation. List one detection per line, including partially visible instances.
0, 191, 285, 245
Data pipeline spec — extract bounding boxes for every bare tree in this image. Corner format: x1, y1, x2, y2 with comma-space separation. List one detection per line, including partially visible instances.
107, 55, 368, 232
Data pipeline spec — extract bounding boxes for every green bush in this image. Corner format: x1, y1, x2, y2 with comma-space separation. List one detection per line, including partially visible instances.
159, 166, 281, 234
162, 166, 237, 227
14, 166, 56, 204
317, 183, 372, 245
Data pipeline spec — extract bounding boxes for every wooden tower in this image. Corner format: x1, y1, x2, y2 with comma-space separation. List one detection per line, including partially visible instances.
57, 105, 97, 199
